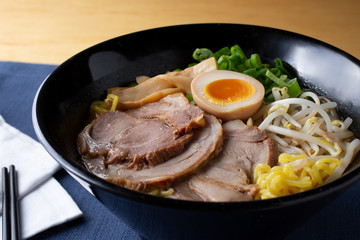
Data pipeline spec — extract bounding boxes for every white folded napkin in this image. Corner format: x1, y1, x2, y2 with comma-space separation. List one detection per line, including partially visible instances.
0, 115, 83, 239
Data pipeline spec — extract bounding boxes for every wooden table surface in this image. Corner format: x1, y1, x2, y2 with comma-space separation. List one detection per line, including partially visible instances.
1, 0, 359, 65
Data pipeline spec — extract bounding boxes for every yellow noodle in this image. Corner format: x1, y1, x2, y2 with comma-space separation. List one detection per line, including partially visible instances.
90, 101, 110, 114
148, 188, 174, 197
107, 93, 119, 111
254, 154, 341, 199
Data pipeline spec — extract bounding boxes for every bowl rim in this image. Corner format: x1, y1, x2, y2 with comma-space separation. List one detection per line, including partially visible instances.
32, 23, 360, 210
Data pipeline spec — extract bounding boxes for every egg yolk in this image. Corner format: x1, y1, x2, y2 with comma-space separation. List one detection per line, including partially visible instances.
203, 79, 256, 105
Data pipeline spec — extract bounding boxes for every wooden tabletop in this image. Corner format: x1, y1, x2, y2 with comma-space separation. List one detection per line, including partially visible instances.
1, 0, 359, 65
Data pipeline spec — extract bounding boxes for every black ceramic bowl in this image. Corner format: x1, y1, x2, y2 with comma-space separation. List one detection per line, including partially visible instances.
32, 23, 360, 240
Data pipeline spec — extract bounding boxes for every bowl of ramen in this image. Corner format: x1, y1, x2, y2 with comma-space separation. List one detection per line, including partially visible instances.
32, 23, 360, 240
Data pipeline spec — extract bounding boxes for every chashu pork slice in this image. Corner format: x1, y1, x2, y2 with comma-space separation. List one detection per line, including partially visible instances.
84, 114, 223, 192
78, 111, 194, 169
78, 93, 205, 170
169, 119, 278, 202
215, 119, 278, 180
127, 93, 205, 135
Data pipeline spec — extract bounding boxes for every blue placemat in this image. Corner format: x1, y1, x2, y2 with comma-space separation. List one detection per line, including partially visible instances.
0, 61, 359, 240
0, 61, 141, 240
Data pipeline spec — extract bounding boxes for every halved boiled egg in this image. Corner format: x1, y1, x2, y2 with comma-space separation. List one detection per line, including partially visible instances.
191, 70, 264, 121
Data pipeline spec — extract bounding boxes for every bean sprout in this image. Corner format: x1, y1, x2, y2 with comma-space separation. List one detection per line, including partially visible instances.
253, 91, 360, 199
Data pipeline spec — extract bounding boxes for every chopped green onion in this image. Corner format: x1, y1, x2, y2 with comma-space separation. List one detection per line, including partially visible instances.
244, 59, 252, 69
270, 68, 282, 77
256, 68, 268, 78
265, 70, 302, 98
213, 47, 231, 60
274, 58, 290, 75
228, 54, 242, 71
217, 55, 231, 70
128, 82, 138, 87
230, 44, 247, 62
265, 70, 287, 86
185, 93, 196, 105
243, 68, 257, 78
263, 63, 271, 69
191, 44, 302, 102
285, 78, 302, 98
250, 53, 262, 69
192, 48, 213, 62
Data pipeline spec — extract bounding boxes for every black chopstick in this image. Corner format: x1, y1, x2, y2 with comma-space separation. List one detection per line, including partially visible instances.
2, 165, 21, 240
2, 167, 10, 240
9, 165, 21, 240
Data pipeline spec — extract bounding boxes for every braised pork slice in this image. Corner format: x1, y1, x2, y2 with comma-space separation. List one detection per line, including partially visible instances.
169, 119, 278, 202
83, 114, 223, 191
78, 93, 206, 170
217, 120, 278, 179
127, 93, 205, 134
78, 111, 193, 169
188, 177, 256, 202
